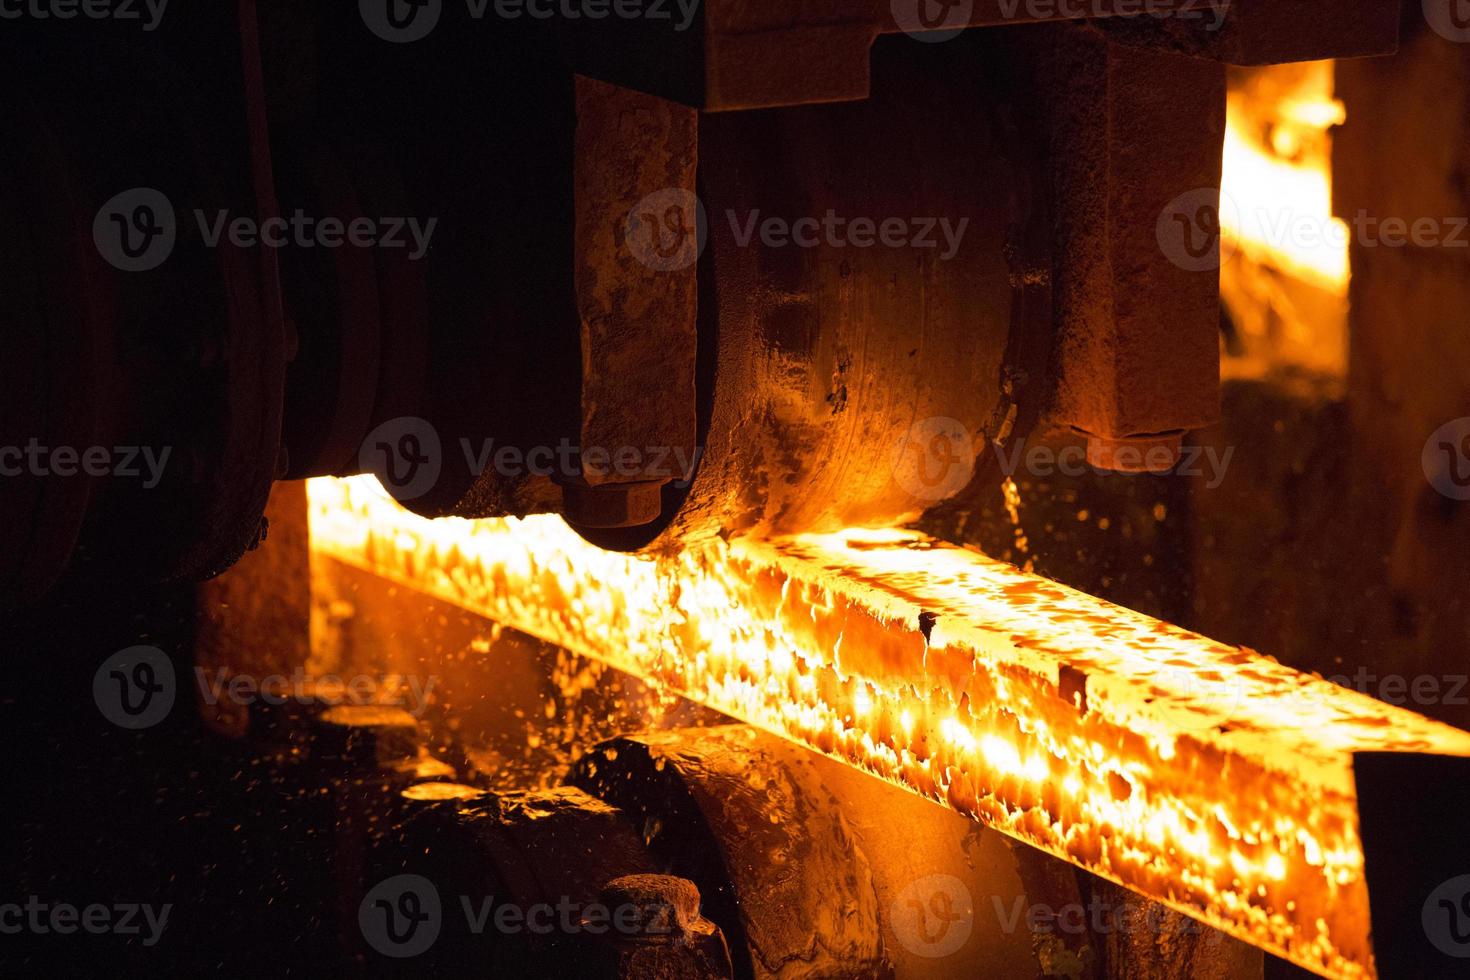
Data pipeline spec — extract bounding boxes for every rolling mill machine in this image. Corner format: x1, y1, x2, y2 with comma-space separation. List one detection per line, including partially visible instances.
5, 2, 1470, 979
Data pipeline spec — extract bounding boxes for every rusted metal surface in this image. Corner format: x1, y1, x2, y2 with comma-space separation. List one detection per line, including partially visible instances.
575, 0, 1403, 111
573, 725, 1083, 979
1038, 30, 1225, 462
1090, 879, 1263, 980
622, 31, 1051, 545
570, 75, 699, 529
559, 478, 670, 529
593, 876, 734, 979
385, 785, 665, 972
698, 0, 1168, 109
1098, 0, 1403, 67
575, 728, 889, 977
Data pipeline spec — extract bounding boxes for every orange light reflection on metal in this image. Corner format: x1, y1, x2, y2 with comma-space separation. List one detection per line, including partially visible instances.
308, 476, 1470, 980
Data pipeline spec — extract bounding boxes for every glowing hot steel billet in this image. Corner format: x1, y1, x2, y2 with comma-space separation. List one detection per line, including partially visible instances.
308, 476, 1470, 980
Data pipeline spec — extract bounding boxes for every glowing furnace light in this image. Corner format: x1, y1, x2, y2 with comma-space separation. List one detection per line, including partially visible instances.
1220, 64, 1350, 293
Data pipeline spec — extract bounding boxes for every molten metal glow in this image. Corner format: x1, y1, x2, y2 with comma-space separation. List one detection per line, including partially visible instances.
1221, 67, 1349, 293
308, 476, 1470, 980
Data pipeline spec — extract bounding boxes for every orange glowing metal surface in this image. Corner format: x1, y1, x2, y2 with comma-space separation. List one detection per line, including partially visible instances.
308, 476, 1470, 980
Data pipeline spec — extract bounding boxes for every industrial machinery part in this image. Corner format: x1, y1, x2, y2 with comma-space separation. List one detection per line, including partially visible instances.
309, 475, 1470, 980
0, 5, 285, 604
355, 723, 1252, 978
0, 0, 1400, 606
